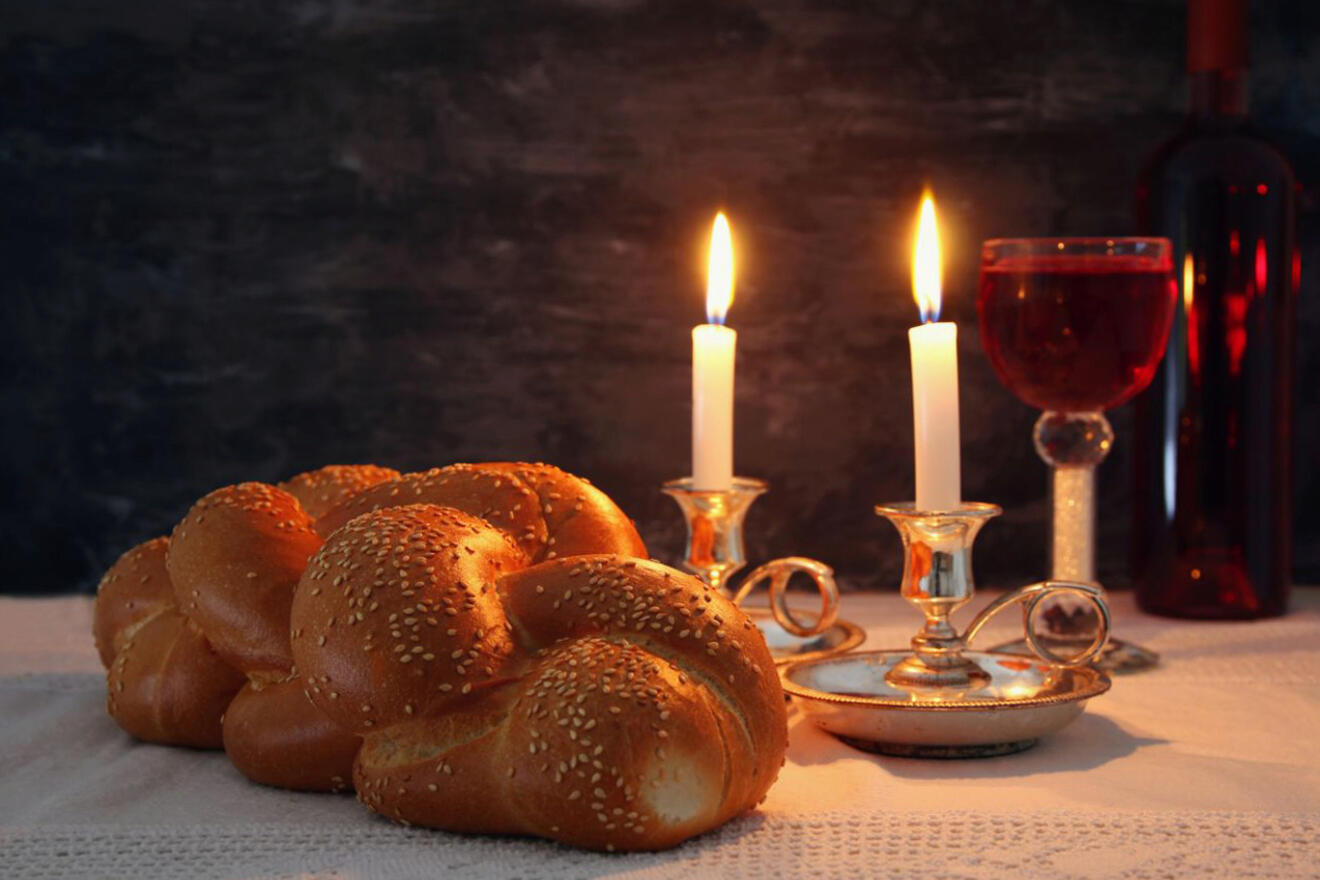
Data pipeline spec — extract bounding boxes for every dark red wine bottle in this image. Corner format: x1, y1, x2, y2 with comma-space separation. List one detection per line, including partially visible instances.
1131, 0, 1297, 618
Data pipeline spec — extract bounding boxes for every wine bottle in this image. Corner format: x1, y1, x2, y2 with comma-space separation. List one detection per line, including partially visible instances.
1131, 0, 1297, 618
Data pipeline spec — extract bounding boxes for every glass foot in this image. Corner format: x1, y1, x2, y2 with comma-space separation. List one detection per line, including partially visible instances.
987, 636, 1159, 674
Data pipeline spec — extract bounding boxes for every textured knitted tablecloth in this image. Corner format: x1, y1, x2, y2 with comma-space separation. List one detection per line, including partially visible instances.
3, 590, 1319, 879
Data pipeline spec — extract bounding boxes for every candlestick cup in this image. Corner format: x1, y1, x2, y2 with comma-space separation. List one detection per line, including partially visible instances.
978, 237, 1178, 671
663, 477, 864, 663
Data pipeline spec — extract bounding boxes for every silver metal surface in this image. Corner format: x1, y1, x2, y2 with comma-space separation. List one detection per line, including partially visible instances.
743, 607, 866, 666
780, 500, 1114, 757
735, 557, 839, 638
663, 475, 861, 657
965, 580, 1111, 667
783, 649, 1111, 756
662, 476, 767, 595
988, 635, 1160, 674
873, 502, 1003, 691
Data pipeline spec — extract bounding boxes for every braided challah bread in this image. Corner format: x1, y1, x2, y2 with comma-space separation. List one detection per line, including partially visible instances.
95, 461, 785, 851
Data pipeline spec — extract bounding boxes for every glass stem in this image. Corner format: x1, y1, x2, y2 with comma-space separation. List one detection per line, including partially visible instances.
1052, 465, 1095, 583
1033, 410, 1113, 588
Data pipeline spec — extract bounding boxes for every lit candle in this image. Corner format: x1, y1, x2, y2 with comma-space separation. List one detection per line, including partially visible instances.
692, 213, 736, 490
909, 192, 962, 511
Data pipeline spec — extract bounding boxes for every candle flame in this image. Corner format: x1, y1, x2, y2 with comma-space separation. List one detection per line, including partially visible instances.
912, 192, 942, 323
706, 212, 735, 324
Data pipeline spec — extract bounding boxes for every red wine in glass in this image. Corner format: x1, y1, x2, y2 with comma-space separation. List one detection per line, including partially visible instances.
978, 253, 1178, 413
977, 238, 1177, 672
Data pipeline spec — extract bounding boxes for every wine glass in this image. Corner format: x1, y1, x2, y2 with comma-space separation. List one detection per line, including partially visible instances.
977, 237, 1177, 672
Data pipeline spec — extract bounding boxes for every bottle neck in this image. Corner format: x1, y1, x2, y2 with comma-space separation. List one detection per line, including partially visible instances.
1189, 68, 1247, 120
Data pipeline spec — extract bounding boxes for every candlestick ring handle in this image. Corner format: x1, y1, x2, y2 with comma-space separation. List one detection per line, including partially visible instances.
962, 580, 1111, 668
732, 557, 840, 639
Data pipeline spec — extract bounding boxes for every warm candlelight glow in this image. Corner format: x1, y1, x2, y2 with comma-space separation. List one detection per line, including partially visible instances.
1182, 251, 1195, 313
706, 212, 735, 324
912, 192, 942, 323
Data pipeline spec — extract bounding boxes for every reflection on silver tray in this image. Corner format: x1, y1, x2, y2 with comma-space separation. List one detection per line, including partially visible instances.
743, 607, 866, 665
782, 649, 1111, 757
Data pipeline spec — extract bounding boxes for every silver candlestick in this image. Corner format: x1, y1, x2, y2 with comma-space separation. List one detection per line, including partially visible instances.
780, 500, 1114, 758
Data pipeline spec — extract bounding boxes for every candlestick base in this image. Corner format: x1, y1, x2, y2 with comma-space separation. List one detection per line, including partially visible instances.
662, 476, 865, 664
781, 501, 1114, 758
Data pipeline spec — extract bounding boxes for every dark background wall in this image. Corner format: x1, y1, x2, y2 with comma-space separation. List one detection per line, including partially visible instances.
3, 0, 1317, 594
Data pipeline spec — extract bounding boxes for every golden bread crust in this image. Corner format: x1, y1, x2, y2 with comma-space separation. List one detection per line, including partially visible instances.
222, 676, 360, 792
93, 536, 175, 668
166, 482, 322, 676
473, 462, 646, 561
292, 504, 526, 734
278, 464, 401, 525
105, 610, 246, 748
300, 513, 785, 852
315, 465, 546, 558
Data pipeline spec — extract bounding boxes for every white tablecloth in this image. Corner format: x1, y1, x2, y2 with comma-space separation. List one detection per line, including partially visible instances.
3, 590, 1319, 879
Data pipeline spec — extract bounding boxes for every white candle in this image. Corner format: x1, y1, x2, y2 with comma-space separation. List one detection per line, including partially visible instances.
692, 213, 736, 490
909, 193, 961, 511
